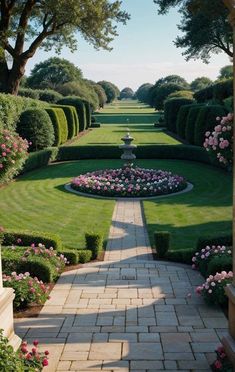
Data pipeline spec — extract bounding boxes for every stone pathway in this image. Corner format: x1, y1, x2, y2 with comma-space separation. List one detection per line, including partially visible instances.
14, 201, 228, 371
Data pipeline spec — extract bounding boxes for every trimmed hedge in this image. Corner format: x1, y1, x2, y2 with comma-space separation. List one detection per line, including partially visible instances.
2, 230, 63, 250
194, 105, 227, 146
164, 98, 194, 133
18, 88, 39, 100
57, 248, 79, 265
196, 234, 232, 251
37, 89, 62, 103
82, 100, 91, 129
85, 232, 103, 259
45, 107, 68, 145
185, 105, 204, 144
207, 255, 232, 276
58, 97, 86, 132
194, 79, 233, 103
53, 104, 78, 139
165, 249, 194, 265
154, 231, 170, 258
194, 85, 214, 103
176, 104, 196, 139
78, 249, 92, 263
22, 147, 58, 174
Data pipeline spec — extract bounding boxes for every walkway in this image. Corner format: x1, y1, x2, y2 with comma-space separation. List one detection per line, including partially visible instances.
15, 201, 228, 371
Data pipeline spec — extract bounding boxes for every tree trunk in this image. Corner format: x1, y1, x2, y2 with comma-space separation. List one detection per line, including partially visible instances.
0, 58, 9, 93
0, 57, 27, 95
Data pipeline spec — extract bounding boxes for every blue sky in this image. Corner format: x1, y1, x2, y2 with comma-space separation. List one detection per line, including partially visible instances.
26, 0, 230, 91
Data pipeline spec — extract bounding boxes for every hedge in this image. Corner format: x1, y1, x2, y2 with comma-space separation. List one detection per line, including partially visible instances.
185, 105, 204, 145
78, 249, 92, 263
165, 249, 194, 265
207, 255, 232, 276
82, 100, 91, 129
193, 85, 214, 103
53, 104, 78, 139
164, 98, 194, 133
0, 93, 48, 131
22, 147, 58, 174
2, 230, 63, 250
194, 105, 227, 146
196, 234, 232, 251
194, 79, 233, 103
45, 107, 68, 145
58, 97, 86, 132
18, 88, 39, 100
154, 231, 170, 258
37, 89, 62, 103
176, 104, 196, 139
57, 248, 79, 265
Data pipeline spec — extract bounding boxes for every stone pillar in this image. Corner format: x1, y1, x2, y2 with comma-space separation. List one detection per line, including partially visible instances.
222, 0, 235, 366
0, 244, 21, 350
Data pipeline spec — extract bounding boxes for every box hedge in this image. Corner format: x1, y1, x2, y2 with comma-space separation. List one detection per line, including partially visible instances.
57, 248, 79, 265
45, 107, 68, 145
85, 232, 103, 259
207, 255, 232, 276
53, 104, 78, 139
58, 97, 86, 132
78, 249, 92, 263
185, 105, 204, 144
164, 98, 195, 133
2, 230, 63, 250
196, 234, 232, 251
154, 231, 170, 258
194, 105, 227, 146
82, 100, 91, 128
176, 104, 196, 139
22, 147, 58, 174
165, 249, 194, 265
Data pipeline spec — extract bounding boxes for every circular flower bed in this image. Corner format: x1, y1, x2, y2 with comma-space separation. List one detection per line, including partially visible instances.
71, 165, 187, 198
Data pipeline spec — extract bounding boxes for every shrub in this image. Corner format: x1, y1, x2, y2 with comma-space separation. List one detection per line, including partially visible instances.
194, 105, 227, 146
18, 257, 55, 283
91, 123, 101, 128
22, 147, 58, 174
167, 90, 194, 100
185, 105, 204, 144
53, 104, 78, 139
0, 330, 28, 371
17, 108, 54, 152
78, 249, 92, 263
207, 255, 232, 276
154, 231, 170, 258
211, 345, 233, 372
54, 107, 68, 143
194, 85, 214, 102
18, 88, 39, 100
85, 233, 103, 259
152, 83, 187, 110
213, 78, 233, 102
196, 271, 233, 306
166, 249, 194, 264
164, 98, 195, 132
3, 272, 50, 310
38, 89, 62, 103
196, 234, 232, 251
2, 230, 63, 250
57, 248, 78, 265
57, 97, 86, 132
223, 96, 233, 112
0, 129, 29, 184
81, 100, 91, 128
204, 113, 233, 169
45, 107, 68, 145
176, 104, 196, 139
0, 93, 48, 132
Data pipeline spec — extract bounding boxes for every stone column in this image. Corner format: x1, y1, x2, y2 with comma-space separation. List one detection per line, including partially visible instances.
222, 0, 235, 366
0, 244, 21, 349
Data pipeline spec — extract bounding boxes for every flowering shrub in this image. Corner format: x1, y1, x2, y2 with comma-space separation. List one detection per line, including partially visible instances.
71, 164, 187, 197
211, 345, 233, 371
18, 339, 49, 370
3, 272, 50, 310
0, 129, 29, 184
203, 113, 233, 169
196, 271, 233, 306
192, 245, 232, 275
23, 243, 68, 270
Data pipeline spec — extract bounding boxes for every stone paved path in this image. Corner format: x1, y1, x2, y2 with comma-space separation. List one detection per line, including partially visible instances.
15, 201, 228, 371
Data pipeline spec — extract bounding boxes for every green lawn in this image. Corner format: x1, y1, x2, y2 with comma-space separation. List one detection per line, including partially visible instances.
69, 125, 180, 146
98, 100, 156, 114
0, 159, 232, 253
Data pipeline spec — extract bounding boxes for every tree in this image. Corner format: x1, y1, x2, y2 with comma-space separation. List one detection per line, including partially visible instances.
135, 83, 153, 103
120, 87, 134, 100
153, 0, 232, 62
27, 58, 82, 89
97, 81, 119, 103
91, 83, 107, 108
190, 77, 213, 91
154, 75, 189, 89
218, 65, 233, 80
151, 83, 186, 110
0, 1, 129, 95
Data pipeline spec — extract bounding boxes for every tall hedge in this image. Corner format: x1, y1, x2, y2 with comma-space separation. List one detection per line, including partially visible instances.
194, 105, 227, 146
82, 100, 91, 129
185, 105, 204, 144
45, 107, 68, 145
194, 79, 233, 103
57, 97, 86, 132
176, 104, 196, 139
164, 98, 195, 133
52, 104, 78, 139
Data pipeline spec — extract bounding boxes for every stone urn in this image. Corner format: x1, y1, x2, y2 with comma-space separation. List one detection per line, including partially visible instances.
119, 129, 137, 160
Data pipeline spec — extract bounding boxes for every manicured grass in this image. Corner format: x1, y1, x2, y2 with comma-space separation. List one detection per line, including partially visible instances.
142, 160, 232, 251
69, 125, 180, 146
98, 100, 156, 114
0, 160, 232, 254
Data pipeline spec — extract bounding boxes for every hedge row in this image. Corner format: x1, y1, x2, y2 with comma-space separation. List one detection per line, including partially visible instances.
45, 107, 68, 146
22, 147, 58, 173
53, 104, 79, 138
164, 98, 195, 133
194, 78, 233, 103
58, 97, 88, 132
2, 230, 63, 250
19, 88, 63, 103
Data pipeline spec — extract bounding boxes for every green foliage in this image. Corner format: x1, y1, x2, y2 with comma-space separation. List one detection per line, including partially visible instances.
194, 105, 227, 146
55, 107, 68, 143
85, 232, 103, 259
97, 81, 120, 103
0, 93, 48, 131
194, 79, 233, 103
38, 89, 62, 103
207, 255, 232, 276
193, 85, 214, 103
58, 80, 99, 111
17, 108, 54, 151
176, 104, 196, 139
154, 231, 170, 258
57, 249, 79, 265
45, 107, 68, 145
164, 97, 194, 132
92, 83, 107, 108
190, 77, 213, 92
18, 88, 39, 99
120, 87, 134, 100
152, 83, 187, 110
22, 147, 58, 174
196, 235, 232, 251
135, 83, 153, 104
0, 330, 25, 371
58, 97, 86, 132
166, 249, 194, 264
224, 96, 233, 112
78, 250, 93, 263
185, 104, 204, 144
53, 104, 77, 139
218, 65, 233, 80
2, 230, 63, 250
82, 100, 92, 128
167, 90, 193, 100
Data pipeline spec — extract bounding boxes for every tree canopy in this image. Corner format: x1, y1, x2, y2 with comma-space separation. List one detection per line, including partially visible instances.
135, 83, 153, 103
98, 81, 120, 103
190, 77, 213, 91
153, 0, 233, 62
120, 87, 134, 100
0, 0, 130, 94
218, 65, 233, 80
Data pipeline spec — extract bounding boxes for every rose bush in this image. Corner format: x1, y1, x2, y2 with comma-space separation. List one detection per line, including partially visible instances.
71, 164, 187, 198
18, 339, 49, 370
0, 129, 29, 184
211, 345, 233, 371
192, 245, 232, 276
203, 113, 233, 169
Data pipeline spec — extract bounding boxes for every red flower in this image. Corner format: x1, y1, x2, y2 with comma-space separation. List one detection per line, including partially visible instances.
21, 345, 28, 354
42, 358, 49, 366
26, 353, 32, 360
31, 347, 37, 354
45, 350, 49, 355
214, 360, 222, 369
33, 339, 39, 346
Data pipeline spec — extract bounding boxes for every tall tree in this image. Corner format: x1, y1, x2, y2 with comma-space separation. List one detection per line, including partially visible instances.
0, 0, 129, 94
218, 65, 233, 80
120, 87, 134, 100
153, 0, 233, 62
190, 77, 213, 91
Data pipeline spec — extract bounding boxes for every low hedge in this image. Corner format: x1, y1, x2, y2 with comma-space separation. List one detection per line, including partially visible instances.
154, 231, 170, 258
22, 147, 58, 174
165, 249, 194, 265
45, 107, 68, 145
78, 249, 92, 263
207, 255, 232, 276
37, 89, 62, 103
58, 97, 86, 132
53, 104, 78, 139
164, 97, 194, 133
2, 230, 63, 250
194, 105, 227, 146
185, 105, 204, 144
196, 234, 232, 251
57, 248, 79, 265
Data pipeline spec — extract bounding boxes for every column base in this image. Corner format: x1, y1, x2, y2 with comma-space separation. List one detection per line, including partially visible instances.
0, 287, 21, 350
222, 284, 235, 368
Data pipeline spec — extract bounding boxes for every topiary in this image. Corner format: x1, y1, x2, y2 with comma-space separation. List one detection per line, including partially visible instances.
154, 231, 171, 258
53, 104, 77, 139
194, 105, 227, 146
57, 97, 86, 132
185, 105, 204, 144
45, 107, 68, 145
164, 98, 195, 132
85, 233, 103, 259
17, 108, 54, 152
176, 104, 196, 139
78, 249, 92, 263
38, 89, 62, 103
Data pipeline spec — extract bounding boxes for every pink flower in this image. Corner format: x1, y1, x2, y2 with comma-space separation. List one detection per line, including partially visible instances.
33, 340, 39, 347
42, 358, 49, 366
214, 360, 222, 369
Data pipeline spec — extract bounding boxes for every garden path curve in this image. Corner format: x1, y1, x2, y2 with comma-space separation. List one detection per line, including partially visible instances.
15, 201, 228, 371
